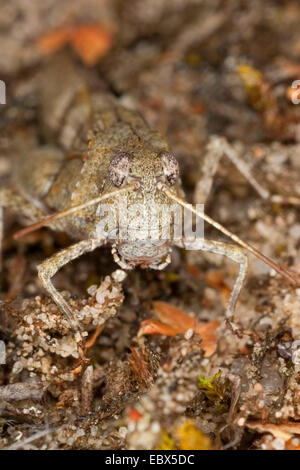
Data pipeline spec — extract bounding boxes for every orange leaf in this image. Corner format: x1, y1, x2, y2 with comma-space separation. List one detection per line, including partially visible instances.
129, 407, 143, 422
286, 438, 300, 450
38, 24, 113, 66
139, 302, 219, 357
38, 27, 71, 54
153, 301, 197, 331
195, 321, 219, 357
138, 319, 181, 337
70, 25, 112, 66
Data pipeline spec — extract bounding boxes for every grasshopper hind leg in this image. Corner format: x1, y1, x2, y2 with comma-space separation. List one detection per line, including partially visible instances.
177, 238, 248, 335
194, 136, 270, 205
0, 188, 46, 272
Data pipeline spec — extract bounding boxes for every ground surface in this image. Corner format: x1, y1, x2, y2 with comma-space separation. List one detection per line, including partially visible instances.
0, 0, 300, 450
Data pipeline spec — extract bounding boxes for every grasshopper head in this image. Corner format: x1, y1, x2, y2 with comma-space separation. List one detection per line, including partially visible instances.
106, 148, 182, 270
109, 149, 180, 194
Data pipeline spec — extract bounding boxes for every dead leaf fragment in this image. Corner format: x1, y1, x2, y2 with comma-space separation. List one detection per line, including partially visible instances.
195, 321, 220, 357
38, 24, 113, 66
70, 25, 112, 66
138, 319, 181, 337
153, 301, 197, 331
38, 28, 71, 55
129, 407, 143, 422
128, 347, 153, 388
246, 421, 300, 442
138, 301, 218, 357
56, 390, 75, 409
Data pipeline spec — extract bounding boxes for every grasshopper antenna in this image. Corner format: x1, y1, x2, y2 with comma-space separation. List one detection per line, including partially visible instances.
161, 185, 298, 287
14, 184, 138, 240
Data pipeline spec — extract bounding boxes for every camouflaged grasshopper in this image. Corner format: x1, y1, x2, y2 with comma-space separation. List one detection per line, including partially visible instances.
0, 54, 297, 334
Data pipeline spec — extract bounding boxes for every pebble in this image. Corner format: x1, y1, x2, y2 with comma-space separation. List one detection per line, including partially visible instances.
272, 438, 285, 450
112, 269, 127, 282
184, 328, 194, 340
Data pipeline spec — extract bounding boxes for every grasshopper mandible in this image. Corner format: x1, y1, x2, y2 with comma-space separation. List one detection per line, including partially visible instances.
0, 60, 297, 335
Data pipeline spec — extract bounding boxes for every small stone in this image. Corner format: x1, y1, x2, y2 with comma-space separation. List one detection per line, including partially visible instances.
87, 284, 97, 296
151, 422, 160, 433
184, 328, 194, 340
272, 438, 285, 450
118, 427, 128, 438
254, 382, 263, 393
112, 269, 127, 282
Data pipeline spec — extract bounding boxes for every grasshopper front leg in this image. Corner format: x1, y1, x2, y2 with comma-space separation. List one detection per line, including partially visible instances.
37, 238, 106, 329
177, 237, 248, 335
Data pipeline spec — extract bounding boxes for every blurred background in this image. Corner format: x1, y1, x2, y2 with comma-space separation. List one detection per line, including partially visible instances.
2, 0, 300, 198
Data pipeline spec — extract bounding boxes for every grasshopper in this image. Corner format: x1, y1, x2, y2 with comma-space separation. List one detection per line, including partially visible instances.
0, 54, 297, 335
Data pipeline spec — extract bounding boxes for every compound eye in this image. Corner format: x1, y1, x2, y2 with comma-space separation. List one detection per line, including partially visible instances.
159, 151, 179, 185
109, 152, 131, 187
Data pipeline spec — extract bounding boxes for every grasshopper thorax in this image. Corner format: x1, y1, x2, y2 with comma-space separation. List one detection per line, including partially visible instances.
107, 149, 180, 270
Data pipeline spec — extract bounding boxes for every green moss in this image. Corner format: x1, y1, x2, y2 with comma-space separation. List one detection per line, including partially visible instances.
198, 370, 230, 412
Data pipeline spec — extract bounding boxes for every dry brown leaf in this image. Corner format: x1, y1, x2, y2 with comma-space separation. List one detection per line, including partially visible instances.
138, 319, 182, 337
246, 421, 300, 441
153, 301, 197, 331
194, 321, 219, 357
56, 390, 75, 410
138, 301, 219, 357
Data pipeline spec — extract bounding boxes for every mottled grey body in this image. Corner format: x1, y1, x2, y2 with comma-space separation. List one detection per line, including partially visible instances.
12, 92, 183, 269
1, 52, 295, 334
